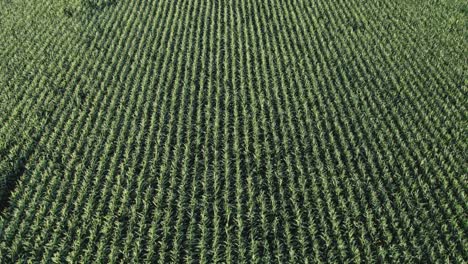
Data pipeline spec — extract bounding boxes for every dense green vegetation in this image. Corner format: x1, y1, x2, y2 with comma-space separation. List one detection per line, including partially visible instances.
0, 0, 466, 262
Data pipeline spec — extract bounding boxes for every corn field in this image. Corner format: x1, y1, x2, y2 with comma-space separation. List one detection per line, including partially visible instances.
0, 0, 466, 263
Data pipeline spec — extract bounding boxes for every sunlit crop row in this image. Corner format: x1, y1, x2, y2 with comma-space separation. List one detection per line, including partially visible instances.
0, 0, 465, 263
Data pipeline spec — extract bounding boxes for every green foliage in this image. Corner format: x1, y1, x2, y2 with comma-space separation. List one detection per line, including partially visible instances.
0, 0, 466, 263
